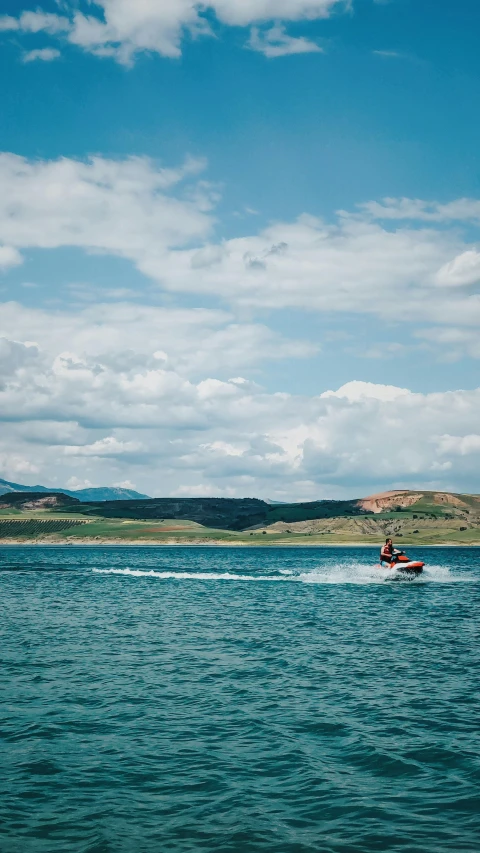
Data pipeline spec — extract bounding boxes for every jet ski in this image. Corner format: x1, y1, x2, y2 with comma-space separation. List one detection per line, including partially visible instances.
387, 553, 424, 575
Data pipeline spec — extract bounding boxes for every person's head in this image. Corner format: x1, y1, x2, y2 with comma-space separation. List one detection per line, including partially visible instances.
386, 538, 392, 545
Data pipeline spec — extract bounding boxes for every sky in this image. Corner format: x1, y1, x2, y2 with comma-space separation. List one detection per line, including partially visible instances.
1, 0, 480, 500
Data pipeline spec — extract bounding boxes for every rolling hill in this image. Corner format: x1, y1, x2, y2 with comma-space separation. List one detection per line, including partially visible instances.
0, 488, 479, 544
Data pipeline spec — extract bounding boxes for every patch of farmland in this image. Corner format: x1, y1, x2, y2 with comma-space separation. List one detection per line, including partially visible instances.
0, 519, 88, 538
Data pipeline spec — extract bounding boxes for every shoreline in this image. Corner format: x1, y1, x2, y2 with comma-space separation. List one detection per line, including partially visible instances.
0, 539, 479, 547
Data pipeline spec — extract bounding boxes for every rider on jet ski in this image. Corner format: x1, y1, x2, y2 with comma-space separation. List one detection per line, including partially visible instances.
380, 538, 403, 565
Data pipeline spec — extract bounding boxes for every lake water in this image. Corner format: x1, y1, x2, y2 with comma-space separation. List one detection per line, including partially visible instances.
1, 546, 479, 853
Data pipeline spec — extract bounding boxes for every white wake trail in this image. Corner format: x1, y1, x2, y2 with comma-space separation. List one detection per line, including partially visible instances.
93, 568, 288, 582
92, 563, 474, 584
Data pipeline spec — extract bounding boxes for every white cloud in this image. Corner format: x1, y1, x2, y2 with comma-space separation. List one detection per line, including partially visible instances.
263, 384, 480, 491
63, 436, 144, 457
0, 302, 315, 376
373, 50, 403, 59
249, 23, 322, 57
19, 11, 70, 34
173, 483, 237, 497
416, 327, 480, 360
207, 0, 344, 25
201, 440, 246, 456
113, 479, 137, 489
0, 246, 22, 270
436, 434, 480, 457
1, 321, 480, 497
0, 337, 39, 384
66, 476, 95, 489
0, 11, 70, 34
359, 197, 480, 223
435, 250, 480, 288
1, 152, 480, 330
321, 380, 410, 403
1, 0, 346, 63
0, 453, 39, 477
0, 16, 18, 31
0, 153, 214, 261
22, 47, 61, 62
155, 214, 480, 326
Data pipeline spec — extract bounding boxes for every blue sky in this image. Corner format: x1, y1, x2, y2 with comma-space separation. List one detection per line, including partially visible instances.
1, 0, 480, 498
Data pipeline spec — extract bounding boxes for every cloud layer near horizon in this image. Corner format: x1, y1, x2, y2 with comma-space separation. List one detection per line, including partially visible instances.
1, 303, 480, 498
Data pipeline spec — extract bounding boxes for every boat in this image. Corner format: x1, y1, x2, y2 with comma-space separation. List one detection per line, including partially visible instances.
388, 553, 424, 575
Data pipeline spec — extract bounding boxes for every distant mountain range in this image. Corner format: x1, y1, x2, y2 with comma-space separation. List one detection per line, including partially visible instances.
0, 477, 150, 503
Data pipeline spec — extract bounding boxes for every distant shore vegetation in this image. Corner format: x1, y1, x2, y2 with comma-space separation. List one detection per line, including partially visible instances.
1, 490, 479, 545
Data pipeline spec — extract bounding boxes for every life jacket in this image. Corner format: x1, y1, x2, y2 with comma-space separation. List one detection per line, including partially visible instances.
380, 543, 393, 560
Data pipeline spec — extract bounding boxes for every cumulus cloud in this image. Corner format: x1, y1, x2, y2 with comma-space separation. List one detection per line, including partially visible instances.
0, 246, 22, 270
436, 434, 480, 457
435, 250, 480, 288
265, 384, 480, 492
0, 0, 346, 63
66, 476, 95, 489
0, 11, 70, 34
1, 151, 480, 330
22, 47, 61, 62
1, 151, 480, 337
320, 381, 410, 403
155, 215, 480, 326
0, 153, 214, 262
0, 453, 40, 477
0, 338, 39, 386
0, 151, 479, 498
0, 302, 316, 376
249, 23, 322, 57
0, 307, 479, 496
1, 337, 480, 496
113, 479, 137, 489
63, 436, 144, 457
0, 16, 17, 31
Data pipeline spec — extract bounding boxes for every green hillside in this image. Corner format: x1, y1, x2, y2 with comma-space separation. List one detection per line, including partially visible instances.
61, 496, 271, 530
0, 489, 479, 544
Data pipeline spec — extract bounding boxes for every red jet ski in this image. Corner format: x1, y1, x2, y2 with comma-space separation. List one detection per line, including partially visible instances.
387, 553, 424, 575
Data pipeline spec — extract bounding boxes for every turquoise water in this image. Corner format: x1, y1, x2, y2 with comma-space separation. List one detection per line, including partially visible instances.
1, 545, 479, 853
